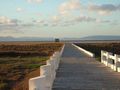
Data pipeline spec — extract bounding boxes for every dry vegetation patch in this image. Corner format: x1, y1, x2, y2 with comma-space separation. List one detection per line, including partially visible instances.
75, 43, 120, 61
0, 42, 63, 90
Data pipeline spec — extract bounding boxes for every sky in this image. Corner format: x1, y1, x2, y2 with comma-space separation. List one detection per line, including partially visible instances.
0, 0, 120, 38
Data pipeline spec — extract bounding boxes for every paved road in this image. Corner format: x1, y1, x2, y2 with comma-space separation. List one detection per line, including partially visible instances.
52, 43, 120, 90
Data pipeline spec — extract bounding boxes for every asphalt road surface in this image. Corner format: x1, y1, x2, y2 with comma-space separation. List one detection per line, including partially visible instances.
52, 43, 120, 90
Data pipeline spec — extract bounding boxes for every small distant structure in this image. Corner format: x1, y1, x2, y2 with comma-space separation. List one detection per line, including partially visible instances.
55, 38, 60, 42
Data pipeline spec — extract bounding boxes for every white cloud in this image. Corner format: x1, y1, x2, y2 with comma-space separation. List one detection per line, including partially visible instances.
96, 19, 111, 23
89, 4, 120, 15
27, 0, 43, 3
52, 15, 97, 27
59, 0, 81, 15
0, 29, 21, 34
52, 16, 61, 23
32, 15, 62, 27
0, 16, 11, 24
16, 8, 24, 12
0, 16, 19, 25
74, 15, 96, 22
0, 16, 35, 33
33, 19, 49, 26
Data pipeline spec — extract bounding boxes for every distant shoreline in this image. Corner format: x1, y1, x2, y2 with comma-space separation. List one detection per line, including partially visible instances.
0, 40, 120, 44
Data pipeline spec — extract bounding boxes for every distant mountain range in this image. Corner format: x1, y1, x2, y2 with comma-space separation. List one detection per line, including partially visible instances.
0, 35, 120, 41
0, 36, 54, 41
62, 35, 120, 41
80, 35, 120, 40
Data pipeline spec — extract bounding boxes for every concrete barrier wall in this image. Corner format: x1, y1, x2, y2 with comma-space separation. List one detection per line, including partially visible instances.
29, 45, 65, 90
101, 50, 120, 72
72, 44, 95, 57
72, 43, 120, 72
29, 75, 47, 90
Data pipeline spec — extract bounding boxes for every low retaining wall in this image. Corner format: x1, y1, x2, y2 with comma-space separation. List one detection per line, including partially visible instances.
29, 45, 65, 90
72, 44, 94, 57
101, 50, 120, 72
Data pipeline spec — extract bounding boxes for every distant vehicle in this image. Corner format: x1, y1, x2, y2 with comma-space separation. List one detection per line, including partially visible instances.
55, 38, 60, 42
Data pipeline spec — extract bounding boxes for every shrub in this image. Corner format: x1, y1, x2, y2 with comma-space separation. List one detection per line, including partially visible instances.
0, 83, 8, 90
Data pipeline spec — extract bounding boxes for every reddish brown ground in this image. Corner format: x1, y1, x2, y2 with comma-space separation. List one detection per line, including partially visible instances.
13, 68, 40, 90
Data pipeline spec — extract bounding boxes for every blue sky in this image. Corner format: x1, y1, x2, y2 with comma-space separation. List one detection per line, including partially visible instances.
0, 0, 120, 38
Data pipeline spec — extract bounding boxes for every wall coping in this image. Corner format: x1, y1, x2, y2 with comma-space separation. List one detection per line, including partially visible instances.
72, 44, 95, 57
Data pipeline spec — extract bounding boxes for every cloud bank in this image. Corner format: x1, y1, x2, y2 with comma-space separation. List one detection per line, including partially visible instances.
89, 4, 120, 15
27, 0, 43, 3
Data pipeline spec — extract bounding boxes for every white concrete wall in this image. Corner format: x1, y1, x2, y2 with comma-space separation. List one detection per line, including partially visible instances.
29, 75, 47, 90
29, 45, 65, 90
72, 44, 95, 57
101, 50, 120, 72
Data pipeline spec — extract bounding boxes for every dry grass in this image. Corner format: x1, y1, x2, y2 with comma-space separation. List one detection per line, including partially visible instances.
0, 42, 63, 90
75, 43, 120, 57
13, 68, 40, 90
